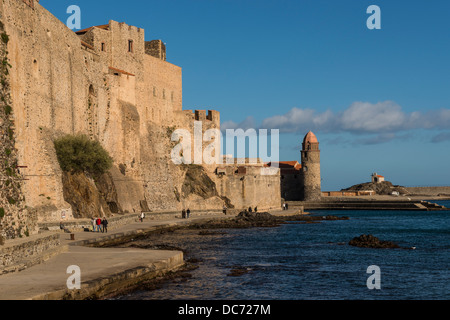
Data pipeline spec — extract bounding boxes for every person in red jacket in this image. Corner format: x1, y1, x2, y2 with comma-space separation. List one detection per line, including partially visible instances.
96, 218, 102, 232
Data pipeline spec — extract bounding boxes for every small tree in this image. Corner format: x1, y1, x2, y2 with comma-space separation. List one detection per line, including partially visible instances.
54, 134, 113, 176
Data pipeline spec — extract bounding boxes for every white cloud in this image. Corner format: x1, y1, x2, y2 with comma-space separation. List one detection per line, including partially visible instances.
259, 101, 450, 135
339, 101, 407, 133
222, 101, 450, 144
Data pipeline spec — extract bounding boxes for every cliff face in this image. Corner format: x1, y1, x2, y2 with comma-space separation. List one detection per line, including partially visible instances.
182, 165, 219, 200
61, 172, 115, 219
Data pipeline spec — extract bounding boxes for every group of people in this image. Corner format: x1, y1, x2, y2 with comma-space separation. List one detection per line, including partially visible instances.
181, 208, 191, 219
92, 217, 108, 233
248, 206, 258, 212
282, 203, 289, 210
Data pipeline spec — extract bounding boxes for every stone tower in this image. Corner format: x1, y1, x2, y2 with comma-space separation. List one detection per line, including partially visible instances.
301, 131, 321, 201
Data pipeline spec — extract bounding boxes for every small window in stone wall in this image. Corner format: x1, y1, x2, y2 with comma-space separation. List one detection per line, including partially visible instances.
101, 42, 106, 52
128, 40, 134, 53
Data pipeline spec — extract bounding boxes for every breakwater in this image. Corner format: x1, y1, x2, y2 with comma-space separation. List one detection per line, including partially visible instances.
405, 186, 450, 196
287, 199, 450, 211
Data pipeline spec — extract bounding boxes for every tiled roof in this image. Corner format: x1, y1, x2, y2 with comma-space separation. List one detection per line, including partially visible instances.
265, 161, 302, 174
80, 40, 94, 50
75, 24, 110, 35
109, 67, 135, 77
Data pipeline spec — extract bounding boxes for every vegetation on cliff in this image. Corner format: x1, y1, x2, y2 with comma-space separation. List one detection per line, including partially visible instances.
54, 134, 113, 176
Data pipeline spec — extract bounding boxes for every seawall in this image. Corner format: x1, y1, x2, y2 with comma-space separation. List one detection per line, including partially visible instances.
288, 199, 450, 211
0, 211, 237, 300
405, 186, 450, 196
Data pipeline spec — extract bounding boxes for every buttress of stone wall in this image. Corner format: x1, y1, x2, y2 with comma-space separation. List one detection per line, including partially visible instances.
2, 0, 103, 221
0, 9, 38, 240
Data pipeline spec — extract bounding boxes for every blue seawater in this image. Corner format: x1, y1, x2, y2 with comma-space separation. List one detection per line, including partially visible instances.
121, 201, 450, 300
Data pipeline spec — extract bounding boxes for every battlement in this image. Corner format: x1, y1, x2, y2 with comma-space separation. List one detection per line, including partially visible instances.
22, 0, 38, 9
196, 110, 220, 122
180, 110, 220, 122
145, 40, 166, 61
117, 21, 143, 33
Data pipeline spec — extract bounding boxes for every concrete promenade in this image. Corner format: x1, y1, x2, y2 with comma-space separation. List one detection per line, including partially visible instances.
0, 208, 300, 300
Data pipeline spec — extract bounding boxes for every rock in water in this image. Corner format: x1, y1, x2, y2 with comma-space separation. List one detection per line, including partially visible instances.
236, 211, 274, 221
349, 234, 400, 249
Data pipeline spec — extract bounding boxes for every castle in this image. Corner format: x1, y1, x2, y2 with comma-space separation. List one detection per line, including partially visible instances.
0, 0, 285, 240
0, 0, 321, 241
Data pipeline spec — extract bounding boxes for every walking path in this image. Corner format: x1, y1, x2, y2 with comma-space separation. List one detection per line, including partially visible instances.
0, 208, 300, 300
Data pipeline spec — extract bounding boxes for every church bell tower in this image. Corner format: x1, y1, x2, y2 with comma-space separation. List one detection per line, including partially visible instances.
301, 131, 321, 201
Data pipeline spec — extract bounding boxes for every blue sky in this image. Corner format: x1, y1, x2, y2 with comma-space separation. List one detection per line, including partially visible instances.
41, 0, 450, 190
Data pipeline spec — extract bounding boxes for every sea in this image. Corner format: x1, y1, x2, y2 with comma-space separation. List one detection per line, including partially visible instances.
117, 200, 450, 300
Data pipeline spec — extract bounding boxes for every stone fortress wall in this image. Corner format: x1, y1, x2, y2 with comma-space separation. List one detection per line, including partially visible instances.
0, 0, 281, 239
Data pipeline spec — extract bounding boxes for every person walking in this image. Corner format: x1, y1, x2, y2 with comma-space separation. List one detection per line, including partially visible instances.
101, 218, 108, 233
223, 205, 227, 215
92, 217, 97, 232
182, 209, 186, 219
186, 208, 191, 219
140, 212, 145, 222
96, 217, 102, 232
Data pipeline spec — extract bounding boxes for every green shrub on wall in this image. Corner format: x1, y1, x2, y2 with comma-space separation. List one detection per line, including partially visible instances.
54, 135, 113, 176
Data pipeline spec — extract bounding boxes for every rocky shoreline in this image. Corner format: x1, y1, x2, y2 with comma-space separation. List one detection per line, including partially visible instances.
106, 211, 350, 299
186, 211, 350, 229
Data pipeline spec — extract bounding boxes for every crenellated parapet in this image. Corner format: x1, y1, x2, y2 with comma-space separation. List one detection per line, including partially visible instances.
178, 110, 220, 126
22, 0, 37, 9
145, 40, 166, 61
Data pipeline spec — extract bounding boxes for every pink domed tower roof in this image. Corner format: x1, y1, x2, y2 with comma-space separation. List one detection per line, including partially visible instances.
303, 131, 318, 144
302, 131, 319, 151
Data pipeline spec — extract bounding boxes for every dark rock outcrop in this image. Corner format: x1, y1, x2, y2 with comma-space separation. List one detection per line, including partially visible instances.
62, 172, 112, 219
188, 211, 349, 229
349, 234, 400, 249
342, 181, 409, 195
236, 211, 274, 222
182, 165, 219, 200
